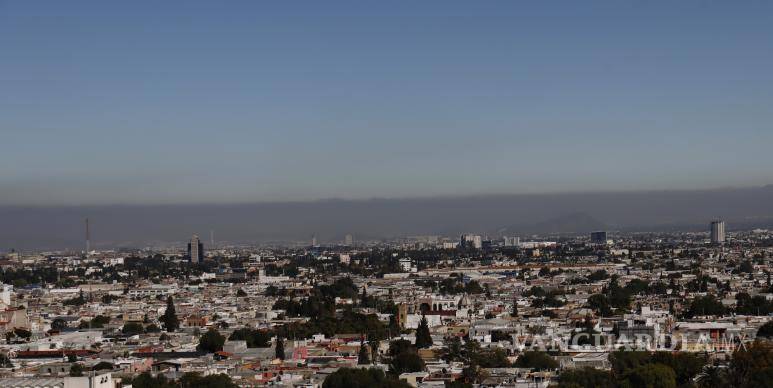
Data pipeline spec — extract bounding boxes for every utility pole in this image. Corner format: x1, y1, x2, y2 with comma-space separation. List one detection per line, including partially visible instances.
85, 218, 90, 257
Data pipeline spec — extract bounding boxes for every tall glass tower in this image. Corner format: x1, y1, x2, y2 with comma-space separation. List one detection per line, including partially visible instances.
710, 220, 726, 244
187, 234, 204, 263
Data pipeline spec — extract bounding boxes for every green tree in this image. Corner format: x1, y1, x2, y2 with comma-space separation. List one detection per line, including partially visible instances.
475, 348, 511, 368
386, 339, 425, 374
323, 367, 411, 388
51, 318, 68, 330
390, 350, 425, 374
63, 291, 86, 306
460, 364, 486, 384
587, 294, 613, 317
440, 337, 463, 362
360, 286, 370, 307
729, 341, 773, 388
557, 367, 615, 388
69, 363, 84, 377
265, 285, 279, 296
388, 340, 414, 357
178, 372, 238, 388
605, 350, 703, 388
609, 351, 651, 375
229, 328, 272, 347
685, 295, 726, 318
455, 339, 510, 368
82, 315, 110, 329
13, 328, 31, 340
649, 352, 706, 386
588, 270, 609, 282
197, 328, 226, 353
606, 277, 632, 310
695, 363, 728, 388
122, 322, 145, 335
464, 280, 485, 294
358, 342, 371, 365
124, 372, 175, 388
758, 321, 773, 339
275, 337, 286, 360
415, 315, 432, 349
736, 293, 773, 316
145, 323, 161, 333
514, 351, 558, 370
620, 363, 677, 388
160, 296, 179, 332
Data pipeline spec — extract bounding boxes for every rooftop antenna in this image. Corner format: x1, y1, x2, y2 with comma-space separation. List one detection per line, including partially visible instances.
85, 218, 90, 257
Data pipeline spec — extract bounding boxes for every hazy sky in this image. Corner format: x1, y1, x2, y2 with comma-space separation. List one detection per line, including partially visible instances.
2, 1, 772, 205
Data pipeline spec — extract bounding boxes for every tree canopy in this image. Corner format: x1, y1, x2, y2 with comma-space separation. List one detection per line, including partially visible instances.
160, 296, 179, 332
387, 339, 425, 375
685, 295, 726, 318
323, 368, 411, 388
197, 328, 225, 353
758, 321, 773, 339
514, 351, 558, 370
275, 337, 286, 360
229, 328, 272, 348
415, 315, 432, 349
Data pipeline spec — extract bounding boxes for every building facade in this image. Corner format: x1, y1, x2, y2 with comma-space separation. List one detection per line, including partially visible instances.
711, 220, 726, 244
590, 231, 608, 245
187, 235, 204, 263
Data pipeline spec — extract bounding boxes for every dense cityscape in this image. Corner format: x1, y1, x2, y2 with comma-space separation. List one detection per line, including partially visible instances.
4, 2, 773, 388
1, 221, 773, 387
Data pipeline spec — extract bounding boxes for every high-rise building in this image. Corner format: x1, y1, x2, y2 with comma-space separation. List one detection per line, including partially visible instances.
311, 235, 318, 247
344, 234, 354, 246
590, 231, 608, 245
187, 235, 204, 263
460, 234, 482, 249
503, 236, 520, 247
711, 220, 726, 244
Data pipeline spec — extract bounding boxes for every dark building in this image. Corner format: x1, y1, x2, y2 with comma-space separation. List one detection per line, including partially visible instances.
187, 234, 204, 263
590, 231, 608, 245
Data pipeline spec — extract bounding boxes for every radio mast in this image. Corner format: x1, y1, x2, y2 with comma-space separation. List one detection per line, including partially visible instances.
85, 218, 91, 257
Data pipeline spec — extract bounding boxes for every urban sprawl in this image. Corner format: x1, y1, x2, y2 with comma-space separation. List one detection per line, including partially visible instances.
1, 220, 773, 388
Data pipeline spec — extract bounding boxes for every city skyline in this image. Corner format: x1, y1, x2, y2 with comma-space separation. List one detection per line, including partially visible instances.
1, 3, 771, 387
2, 185, 771, 250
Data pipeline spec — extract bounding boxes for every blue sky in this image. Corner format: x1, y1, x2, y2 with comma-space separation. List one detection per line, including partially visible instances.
2, 1, 772, 205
